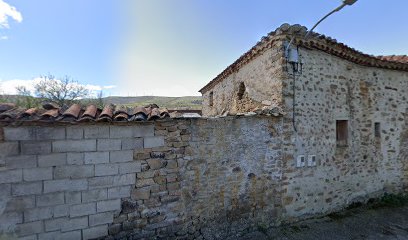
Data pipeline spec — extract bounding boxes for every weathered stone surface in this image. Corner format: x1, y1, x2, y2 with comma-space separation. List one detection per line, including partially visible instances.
84, 151, 109, 165
23, 167, 53, 181
53, 139, 96, 152
11, 182, 42, 196
97, 139, 122, 151
110, 150, 133, 163
21, 141, 51, 155
43, 179, 88, 193
97, 199, 121, 213
84, 126, 109, 139
144, 136, 165, 148
38, 153, 66, 167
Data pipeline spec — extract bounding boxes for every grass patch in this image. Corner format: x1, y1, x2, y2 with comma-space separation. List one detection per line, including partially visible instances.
369, 193, 408, 209
257, 223, 268, 234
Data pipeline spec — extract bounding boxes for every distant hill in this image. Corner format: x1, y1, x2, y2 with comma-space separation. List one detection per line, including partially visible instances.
103, 96, 202, 110
0, 95, 202, 110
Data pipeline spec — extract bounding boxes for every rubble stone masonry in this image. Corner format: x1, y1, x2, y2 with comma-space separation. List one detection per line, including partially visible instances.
0, 116, 283, 239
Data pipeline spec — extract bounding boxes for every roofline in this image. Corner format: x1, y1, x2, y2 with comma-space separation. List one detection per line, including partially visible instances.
199, 23, 408, 94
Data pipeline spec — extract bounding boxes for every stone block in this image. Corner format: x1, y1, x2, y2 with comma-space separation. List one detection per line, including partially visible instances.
97, 139, 121, 151
81, 189, 107, 203
21, 141, 51, 155
61, 216, 88, 232
38, 231, 59, 240
3, 127, 34, 141
70, 202, 96, 217
84, 152, 109, 165
118, 162, 141, 174
65, 191, 82, 205
44, 217, 66, 232
23, 167, 53, 181
0, 169, 22, 183
5, 155, 37, 169
52, 140, 96, 152
147, 159, 164, 170
3, 127, 65, 141
82, 225, 108, 240
53, 205, 69, 218
24, 207, 53, 222
144, 136, 165, 148
36, 193, 65, 207
12, 182, 42, 196
19, 235, 37, 240
131, 188, 150, 200
135, 178, 155, 188
96, 199, 121, 213
89, 212, 114, 226
107, 186, 131, 199
40, 231, 81, 240
0, 212, 23, 232
95, 164, 118, 176
67, 152, 84, 165
0, 142, 19, 158
54, 165, 94, 179
35, 127, 66, 140
66, 126, 83, 140
59, 230, 82, 240
84, 126, 109, 139
16, 221, 43, 237
121, 138, 143, 150
38, 153, 66, 167
109, 126, 133, 138
5, 196, 35, 212
113, 174, 135, 186
88, 176, 113, 189
133, 125, 155, 137
110, 150, 133, 163
43, 179, 88, 193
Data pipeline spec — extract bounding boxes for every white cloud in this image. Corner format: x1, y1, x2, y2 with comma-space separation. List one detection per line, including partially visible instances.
0, 35, 8, 40
0, 0, 22, 29
0, 78, 116, 97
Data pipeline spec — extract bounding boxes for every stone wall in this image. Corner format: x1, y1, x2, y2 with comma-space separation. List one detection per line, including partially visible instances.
0, 116, 283, 239
201, 41, 285, 117
280, 46, 408, 220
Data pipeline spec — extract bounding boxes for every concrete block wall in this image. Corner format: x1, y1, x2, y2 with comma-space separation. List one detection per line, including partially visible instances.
0, 117, 284, 239
280, 46, 408, 221
0, 124, 160, 239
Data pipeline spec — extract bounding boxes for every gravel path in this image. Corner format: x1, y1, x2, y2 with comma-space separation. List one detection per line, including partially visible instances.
238, 206, 408, 240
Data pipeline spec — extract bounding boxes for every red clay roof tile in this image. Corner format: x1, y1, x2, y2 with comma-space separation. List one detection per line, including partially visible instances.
0, 102, 175, 123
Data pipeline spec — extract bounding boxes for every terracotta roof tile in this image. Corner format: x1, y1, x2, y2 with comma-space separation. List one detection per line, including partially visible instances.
78, 105, 100, 122
0, 103, 16, 113
199, 23, 408, 93
0, 102, 176, 123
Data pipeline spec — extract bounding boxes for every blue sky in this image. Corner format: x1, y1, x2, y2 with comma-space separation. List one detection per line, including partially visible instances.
0, 0, 407, 97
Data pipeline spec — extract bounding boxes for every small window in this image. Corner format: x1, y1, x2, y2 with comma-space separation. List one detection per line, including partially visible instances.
374, 122, 381, 138
336, 120, 348, 147
209, 91, 214, 107
237, 82, 245, 100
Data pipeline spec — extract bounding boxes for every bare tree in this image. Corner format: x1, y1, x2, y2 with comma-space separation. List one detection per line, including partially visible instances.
34, 74, 89, 106
15, 86, 39, 108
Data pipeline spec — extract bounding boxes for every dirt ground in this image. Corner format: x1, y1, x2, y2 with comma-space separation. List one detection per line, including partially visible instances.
236, 206, 408, 240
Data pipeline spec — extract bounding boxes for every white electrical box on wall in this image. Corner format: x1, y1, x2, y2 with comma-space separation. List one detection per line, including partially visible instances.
296, 155, 305, 168
308, 155, 317, 167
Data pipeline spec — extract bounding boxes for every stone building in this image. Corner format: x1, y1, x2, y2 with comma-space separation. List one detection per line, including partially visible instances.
0, 24, 408, 239
200, 23, 408, 219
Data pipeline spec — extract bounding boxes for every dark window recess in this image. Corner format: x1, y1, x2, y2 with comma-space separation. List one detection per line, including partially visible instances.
237, 82, 245, 100
375, 122, 381, 138
336, 120, 348, 146
209, 92, 214, 107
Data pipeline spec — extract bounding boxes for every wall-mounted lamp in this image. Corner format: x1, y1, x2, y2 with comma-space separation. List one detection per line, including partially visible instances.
285, 0, 359, 73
